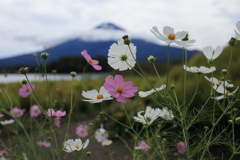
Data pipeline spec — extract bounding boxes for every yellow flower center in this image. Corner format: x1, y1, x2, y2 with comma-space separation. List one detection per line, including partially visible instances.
88, 59, 93, 63
117, 87, 123, 93
168, 33, 176, 40
25, 88, 30, 92
74, 145, 80, 149
97, 94, 103, 99
196, 69, 199, 71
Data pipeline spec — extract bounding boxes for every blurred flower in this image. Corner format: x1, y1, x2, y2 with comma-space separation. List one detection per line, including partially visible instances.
36, 141, 51, 147
177, 142, 186, 154
95, 124, 112, 147
104, 75, 138, 103
19, 83, 35, 97
234, 21, 240, 40
133, 106, 161, 125
0, 119, 15, 125
0, 113, 4, 118
151, 26, 195, 47
183, 65, 216, 74
82, 86, 113, 103
81, 50, 102, 70
202, 46, 223, 61
76, 124, 88, 138
54, 117, 61, 127
10, 107, 26, 118
138, 85, 166, 98
46, 109, 66, 117
204, 76, 234, 88
108, 39, 136, 71
159, 107, 174, 120
63, 139, 89, 153
0, 149, 8, 155
212, 85, 239, 100
30, 105, 41, 117
135, 141, 151, 151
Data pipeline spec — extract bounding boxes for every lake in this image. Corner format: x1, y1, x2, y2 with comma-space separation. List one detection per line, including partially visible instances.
0, 73, 109, 84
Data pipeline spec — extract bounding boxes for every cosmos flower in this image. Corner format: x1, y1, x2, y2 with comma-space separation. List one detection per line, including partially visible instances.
234, 21, 240, 40
204, 76, 234, 88
0, 113, 4, 118
133, 106, 161, 125
183, 65, 216, 74
135, 141, 151, 151
30, 105, 41, 117
46, 109, 66, 117
212, 85, 239, 100
138, 84, 166, 98
36, 141, 51, 148
76, 124, 88, 138
63, 139, 89, 153
159, 107, 174, 120
202, 46, 223, 61
10, 107, 26, 118
104, 75, 138, 103
81, 86, 113, 103
81, 50, 102, 70
151, 26, 195, 47
19, 83, 35, 97
0, 119, 15, 125
177, 142, 186, 154
54, 117, 61, 127
94, 124, 112, 147
108, 39, 137, 71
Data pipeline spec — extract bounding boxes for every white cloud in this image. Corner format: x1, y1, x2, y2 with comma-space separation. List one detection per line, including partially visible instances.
0, 0, 239, 58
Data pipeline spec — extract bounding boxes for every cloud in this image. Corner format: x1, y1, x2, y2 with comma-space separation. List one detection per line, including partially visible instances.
0, 0, 239, 58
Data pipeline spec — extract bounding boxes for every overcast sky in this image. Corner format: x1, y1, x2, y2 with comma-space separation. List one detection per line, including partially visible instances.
0, 0, 239, 59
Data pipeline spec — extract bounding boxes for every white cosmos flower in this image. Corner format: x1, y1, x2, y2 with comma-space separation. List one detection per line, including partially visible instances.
159, 107, 174, 120
82, 86, 113, 103
0, 119, 15, 125
151, 26, 195, 47
204, 76, 234, 88
234, 21, 240, 40
138, 84, 166, 98
108, 39, 136, 71
183, 65, 216, 74
95, 128, 107, 143
63, 139, 89, 153
212, 85, 239, 100
133, 106, 161, 125
202, 46, 223, 61
102, 139, 113, 146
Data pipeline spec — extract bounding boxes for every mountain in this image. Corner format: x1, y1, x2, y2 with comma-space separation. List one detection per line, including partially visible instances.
0, 22, 199, 71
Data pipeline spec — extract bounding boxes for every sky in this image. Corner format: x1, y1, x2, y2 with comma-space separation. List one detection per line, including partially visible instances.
0, 0, 239, 59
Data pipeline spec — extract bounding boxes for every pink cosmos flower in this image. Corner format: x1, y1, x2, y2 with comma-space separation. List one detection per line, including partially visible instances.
30, 105, 41, 117
0, 149, 8, 155
76, 124, 88, 138
19, 83, 35, 97
177, 142, 186, 154
54, 117, 61, 127
135, 141, 151, 151
10, 107, 26, 118
46, 109, 66, 117
36, 141, 51, 147
81, 50, 102, 70
0, 113, 4, 118
103, 75, 138, 103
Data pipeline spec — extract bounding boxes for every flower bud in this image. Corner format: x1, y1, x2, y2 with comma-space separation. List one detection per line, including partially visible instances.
170, 84, 176, 90
228, 119, 233, 123
33, 53, 38, 57
147, 55, 156, 63
86, 152, 91, 157
221, 69, 228, 75
235, 117, 240, 124
88, 123, 93, 127
228, 37, 236, 46
41, 52, 49, 60
204, 126, 209, 131
122, 35, 131, 45
48, 137, 52, 141
233, 108, 238, 112
18, 67, 29, 75
70, 71, 77, 77
21, 79, 28, 84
